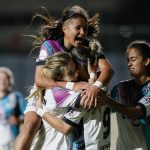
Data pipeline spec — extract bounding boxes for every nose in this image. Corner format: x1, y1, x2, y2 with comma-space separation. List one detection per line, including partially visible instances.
128, 60, 132, 67
80, 28, 86, 36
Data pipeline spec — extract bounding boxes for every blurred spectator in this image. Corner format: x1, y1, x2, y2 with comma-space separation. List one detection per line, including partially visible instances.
0, 67, 27, 150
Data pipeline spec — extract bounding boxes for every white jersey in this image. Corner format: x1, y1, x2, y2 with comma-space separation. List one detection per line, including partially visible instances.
30, 87, 85, 150
46, 89, 111, 150
111, 80, 147, 150
25, 87, 111, 150
80, 105, 111, 150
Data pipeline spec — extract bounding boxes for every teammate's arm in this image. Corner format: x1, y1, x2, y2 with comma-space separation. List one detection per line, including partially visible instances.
99, 92, 147, 120
35, 64, 91, 92
42, 111, 73, 134
35, 65, 66, 88
80, 58, 114, 108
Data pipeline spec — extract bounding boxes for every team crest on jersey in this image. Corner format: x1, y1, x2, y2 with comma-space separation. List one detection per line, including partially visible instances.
66, 108, 81, 118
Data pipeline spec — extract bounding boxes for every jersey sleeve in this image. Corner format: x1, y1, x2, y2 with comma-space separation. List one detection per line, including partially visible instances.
36, 40, 54, 66
62, 107, 86, 127
24, 87, 38, 114
97, 51, 105, 59
44, 89, 85, 127
138, 96, 150, 118
44, 88, 81, 109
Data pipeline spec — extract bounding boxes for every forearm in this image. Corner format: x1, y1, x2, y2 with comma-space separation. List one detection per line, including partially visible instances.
35, 65, 67, 89
43, 112, 73, 134
104, 95, 143, 120
35, 78, 66, 89
97, 69, 113, 86
97, 59, 114, 86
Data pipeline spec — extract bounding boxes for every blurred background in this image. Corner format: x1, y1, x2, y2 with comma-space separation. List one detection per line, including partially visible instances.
0, 0, 150, 95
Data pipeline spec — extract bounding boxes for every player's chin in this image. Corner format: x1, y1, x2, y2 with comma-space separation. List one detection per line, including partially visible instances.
130, 72, 137, 77
74, 41, 83, 48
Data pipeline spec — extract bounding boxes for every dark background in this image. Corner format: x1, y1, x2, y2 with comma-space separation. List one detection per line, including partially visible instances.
0, 0, 150, 95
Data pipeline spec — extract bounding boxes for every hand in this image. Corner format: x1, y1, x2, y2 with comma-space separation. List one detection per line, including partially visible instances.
97, 90, 108, 104
80, 85, 99, 109
73, 81, 91, 92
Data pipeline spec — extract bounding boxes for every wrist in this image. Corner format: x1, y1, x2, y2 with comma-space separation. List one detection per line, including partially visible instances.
93, 81, 108, 92
93, 81, 103, 88
36, 107, 48, 117
101, 86, 107, 92
65, 81, 75, 90
89, 72, 96, 79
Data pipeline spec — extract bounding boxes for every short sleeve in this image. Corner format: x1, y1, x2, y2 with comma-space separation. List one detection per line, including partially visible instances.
24, 87, 38, 114
62, 107, 86, 127
45, 88, 80, 108
36, 40, 54, 66
97, 51, 105, 59
138, 96, 150, 117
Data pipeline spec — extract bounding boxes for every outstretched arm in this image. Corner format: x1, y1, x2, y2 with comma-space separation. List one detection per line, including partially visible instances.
99, 91, 145, 120
36, 91, 85, 134
38, 109, 73, 134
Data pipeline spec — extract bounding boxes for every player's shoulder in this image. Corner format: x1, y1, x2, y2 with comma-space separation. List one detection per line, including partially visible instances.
119, 79, 135, 86
112, 79, 134, 90
111, 79, 134, 95
142, 80, 150, 96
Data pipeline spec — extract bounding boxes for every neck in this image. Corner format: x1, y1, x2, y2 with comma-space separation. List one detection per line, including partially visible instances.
134, 75, 150, 86
63, 37, 71, 49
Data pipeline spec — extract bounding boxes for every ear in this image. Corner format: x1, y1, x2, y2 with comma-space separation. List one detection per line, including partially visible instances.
62, 24, 66, 33
145, 58, 150, 66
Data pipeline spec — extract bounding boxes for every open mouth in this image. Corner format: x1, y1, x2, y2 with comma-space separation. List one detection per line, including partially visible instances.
129, 68, 134, 71
75, 36, 83, 42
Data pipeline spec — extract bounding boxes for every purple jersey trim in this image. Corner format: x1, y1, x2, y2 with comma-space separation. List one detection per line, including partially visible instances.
47, 40, 63, 53
52, 89, 71, 106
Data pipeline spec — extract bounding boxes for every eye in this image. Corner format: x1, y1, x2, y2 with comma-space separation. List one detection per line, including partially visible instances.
131, 58, 136, 61
75, 25, 81, 30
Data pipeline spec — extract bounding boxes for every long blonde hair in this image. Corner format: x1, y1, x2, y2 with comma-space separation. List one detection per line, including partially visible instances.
27, 52, 74, 100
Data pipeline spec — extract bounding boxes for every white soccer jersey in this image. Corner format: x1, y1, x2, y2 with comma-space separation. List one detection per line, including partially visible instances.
111, 80, 147, 150
30, 87, 85, 150
46, 88, 111, 150
82, 105, 111, 150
